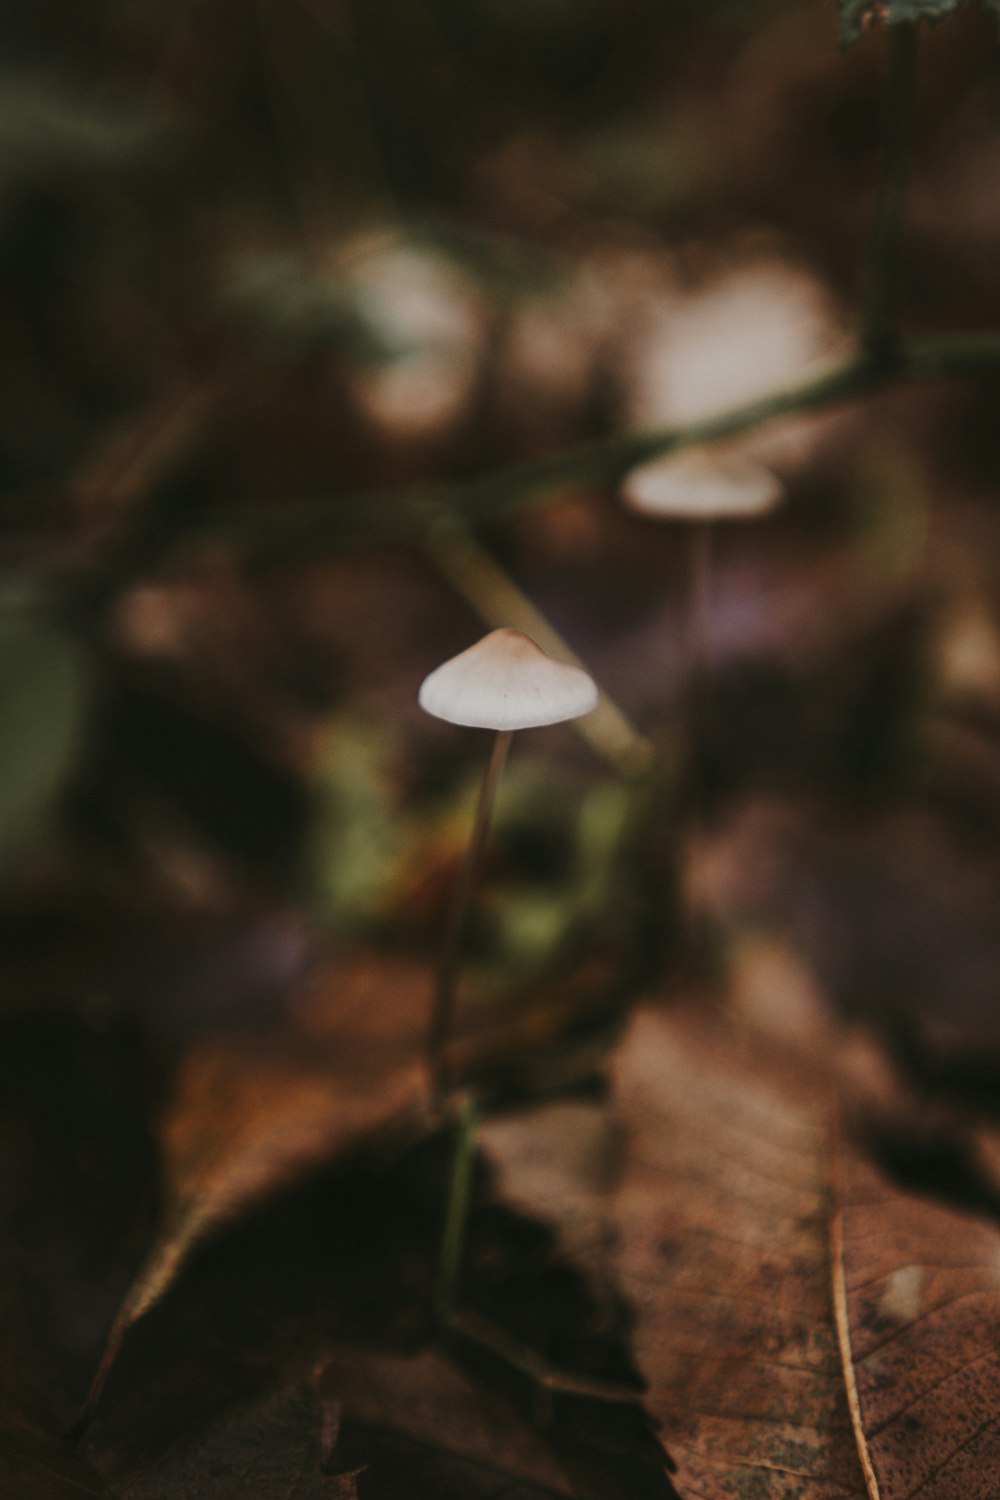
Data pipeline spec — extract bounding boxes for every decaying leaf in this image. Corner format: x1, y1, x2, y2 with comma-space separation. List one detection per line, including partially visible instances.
78, 1085, 670, 1500
0, 1405, 112, 1500
314, 1266, 673, 1497
0, 1008, 157, 1496
89, 1380, 358, 1500
486, 1006, 1000, 1498
108, 1387, 357, 1500
836, 1150, 1000, 1498
611, 1009, 867, 1498
82, 956, 430, 1422
319, 1346, 621, 1500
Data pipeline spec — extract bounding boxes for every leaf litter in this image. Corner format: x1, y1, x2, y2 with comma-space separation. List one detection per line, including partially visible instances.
79, 1089, 674, 1500
113, 1387, 359, 1500
78, 953, 430, 1426
484, 1002, 1000, 1499
8, 903, 1000, 1498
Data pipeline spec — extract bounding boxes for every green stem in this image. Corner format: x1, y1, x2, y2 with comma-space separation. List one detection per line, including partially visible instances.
862, 22, 918, 357
427, 728, 512, 1103
435, 1093, 478, 1320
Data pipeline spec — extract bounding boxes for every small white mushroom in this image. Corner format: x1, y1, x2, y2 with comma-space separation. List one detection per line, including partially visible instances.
418, 627, 599, 730
419, 628, 599, 1316
621, 447, 783, 523
620, 446, 784, 675
418, 630, 597, 1103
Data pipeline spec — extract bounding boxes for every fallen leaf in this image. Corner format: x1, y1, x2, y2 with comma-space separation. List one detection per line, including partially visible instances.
81, 1104, 672, 1500
0, 1008, 155, 1497
108, 1386, 358, 1500
314, 1240, 674, 1498
82, 955, 429, 1423
486, 1007, 1000, 1497
320, 1346, 603, 1499
610, 1010, 869, 1498
835, 1150, 1000, 1499
480, 1099, 622, 1303
0, 1407, 112, 1500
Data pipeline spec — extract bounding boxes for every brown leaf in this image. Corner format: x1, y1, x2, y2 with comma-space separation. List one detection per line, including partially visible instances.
317, 1315, 672, 1498
486, 1008, 1000, 1498
0, 1408, 112, 1500
611, 1009, 862, 1498
319, 1347, 592, 1499
82, 956, 429, 1423
0, 1009, 156, 1497
83, 1111, 673, 1500
110, 1387, 358, 1500
836, 1152, 1000, 1500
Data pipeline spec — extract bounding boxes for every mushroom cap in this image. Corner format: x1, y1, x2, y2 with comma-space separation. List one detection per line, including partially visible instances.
418, 628, 599, 730
621, 447, 783, 522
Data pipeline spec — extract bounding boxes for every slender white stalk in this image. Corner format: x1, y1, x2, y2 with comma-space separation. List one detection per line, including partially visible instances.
688, 519, 714, 680
427, 728, 513, 1103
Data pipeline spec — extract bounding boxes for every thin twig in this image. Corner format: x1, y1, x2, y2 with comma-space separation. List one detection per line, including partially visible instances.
68, 331, 1000, 592
163, 332, 1000, 561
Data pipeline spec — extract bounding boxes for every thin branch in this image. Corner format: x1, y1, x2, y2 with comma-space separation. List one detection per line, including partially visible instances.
94, 330, 1000, 572
179, 351, 880, 555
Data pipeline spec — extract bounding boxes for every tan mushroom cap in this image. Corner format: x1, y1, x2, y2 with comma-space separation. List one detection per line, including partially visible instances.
621, 447, 784, 522
418, 628, 599, 731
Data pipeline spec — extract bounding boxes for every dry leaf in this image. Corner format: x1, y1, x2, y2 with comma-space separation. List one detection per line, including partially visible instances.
486, 1007, 1000, 1498
317, 1323, 672, 1498
319, 1347, 595, 1499
111, 1387, 358, 1500
82, 956, 429, 1422
0, 1407, 112, 1500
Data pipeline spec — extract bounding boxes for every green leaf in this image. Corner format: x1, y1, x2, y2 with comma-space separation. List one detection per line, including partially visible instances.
837, 0, 968, 49
0, 604, 88, 866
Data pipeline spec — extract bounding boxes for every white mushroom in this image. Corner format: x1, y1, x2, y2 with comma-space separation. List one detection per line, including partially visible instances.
418, 627, 599, 730
418, 629, 597, 1102
620, 446, 784, 674
621, 447, 783, 523
418, 628, 599, 1316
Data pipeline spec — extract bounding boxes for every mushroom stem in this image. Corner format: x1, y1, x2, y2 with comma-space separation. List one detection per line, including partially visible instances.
688, 518, 714, 680
682, 521, 714, 961
428, 727, 513, 1103
434, 1092, 478, 1320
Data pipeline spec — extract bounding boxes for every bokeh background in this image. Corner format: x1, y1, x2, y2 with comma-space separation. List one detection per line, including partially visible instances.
3, 0, 1000, 1077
